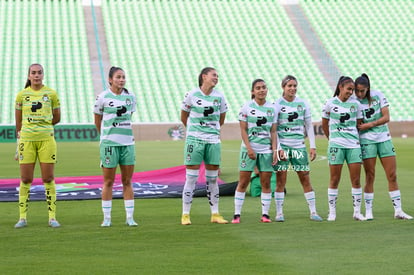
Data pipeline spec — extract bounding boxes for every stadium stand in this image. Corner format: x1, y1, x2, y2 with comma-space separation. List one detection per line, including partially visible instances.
101, 0, 331, 122
0, 0, 94, 124
0, 0, 412, 124
301, 0, 414, 121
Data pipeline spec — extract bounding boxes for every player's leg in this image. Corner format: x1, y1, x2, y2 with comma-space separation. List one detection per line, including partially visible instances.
347, 148, 364, 221
257, 153, 273, 223
39, 138, 60, 227
15, 141, 36, 228
273, 149, 289, 222
232, 148, 255, 223
100, 145, 119, 227
361, 143, 377, 220
181, 139, 203, 225
120, 145, 138, 226
206, 143, 227, 224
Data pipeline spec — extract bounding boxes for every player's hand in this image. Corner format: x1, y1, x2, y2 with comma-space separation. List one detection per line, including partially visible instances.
247, 148, 256, 160
310, 148, 317, 161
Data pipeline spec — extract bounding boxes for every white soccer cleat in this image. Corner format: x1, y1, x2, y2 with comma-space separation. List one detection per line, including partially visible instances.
353, 213, 367, 221
394, 211, 413, 220
365, 211, 374, 221
327, 213, 336, 222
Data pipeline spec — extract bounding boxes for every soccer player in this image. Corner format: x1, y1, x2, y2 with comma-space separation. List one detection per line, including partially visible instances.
322, 76, 365, 221
273, 75, 323, 222
94, 67, 138, 227
355, 73, 412, 220
181, 67, 228, 225
14, 63, 61, 228
232, 79, 278, 224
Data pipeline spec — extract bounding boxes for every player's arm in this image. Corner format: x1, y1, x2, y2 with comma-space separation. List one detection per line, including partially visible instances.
94, 114, 103, 134
270, 123, 279, 165
15, 109, 22, 134
219, 112, 226, 127
52, 107, 61, 125
240, 120, 255, 160
358, 106, 390, 131
322, 118, 329, 139
181, 110, 189, 128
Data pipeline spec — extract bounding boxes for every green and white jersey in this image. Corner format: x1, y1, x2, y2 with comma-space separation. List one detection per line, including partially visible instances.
94, 88, 136, 146
181, 87, 228, 144
239, 100, 276, 154
321, 96, 362, 148
357, 90, 391, 144
274, 96, 313, 149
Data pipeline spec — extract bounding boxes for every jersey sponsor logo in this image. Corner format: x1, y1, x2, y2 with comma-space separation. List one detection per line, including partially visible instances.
203, 106, 214, 117
288, 112, 298, 122
364, 108, 375, 119
256, 116, 267, 126
116, 106, 127, 116
31, 101, 42, 112
339, 113, 350, 123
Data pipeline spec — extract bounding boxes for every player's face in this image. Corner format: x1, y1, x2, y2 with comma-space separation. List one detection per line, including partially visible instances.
28, 65, 44, 87
252, 81, 268, 101
109, 70, 126, 90
203, 70, 218, 87
355, 84, 368, 99
339, 82, 354, 101
283, 80, 297, 99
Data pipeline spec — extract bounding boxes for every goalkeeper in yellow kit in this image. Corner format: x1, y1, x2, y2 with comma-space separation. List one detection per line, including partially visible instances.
14, 63, 61, 228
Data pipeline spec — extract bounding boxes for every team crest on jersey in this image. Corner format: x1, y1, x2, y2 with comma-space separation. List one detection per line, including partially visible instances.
372, 99, 378, 106
105, 157, 110, 165
186, 154, 191, 162
42, 94, 49, 102
266, 109, 273, 117
297, 105, 303, 112
330, 153, 336, 162
349, 105, 356, 113
240, 160, 247, 168
125, 98, 132, 106
213, 99, 219, 107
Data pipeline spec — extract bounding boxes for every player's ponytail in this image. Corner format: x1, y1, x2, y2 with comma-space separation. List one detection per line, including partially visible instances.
334, 76, 353, 97
24, 63, 43, 88
108, 66, 124, 86
198, 67, 215, 87
281, 75, 297, 97
251, 78, 265, 99
355, 73, 371, 103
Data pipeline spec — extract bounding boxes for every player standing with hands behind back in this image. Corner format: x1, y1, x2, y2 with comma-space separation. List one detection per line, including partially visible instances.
181, 67, 229, 225
14, 63, 61, 228
94, 67, 138, 227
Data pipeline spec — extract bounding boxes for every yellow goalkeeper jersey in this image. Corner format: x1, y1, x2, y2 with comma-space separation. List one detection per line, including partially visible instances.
15, 85, 60, 141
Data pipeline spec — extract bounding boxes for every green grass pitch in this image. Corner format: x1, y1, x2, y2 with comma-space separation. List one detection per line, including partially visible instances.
0, 138, 414, 274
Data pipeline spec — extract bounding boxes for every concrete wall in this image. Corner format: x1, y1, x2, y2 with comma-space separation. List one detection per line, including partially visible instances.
133, 121, 414, 141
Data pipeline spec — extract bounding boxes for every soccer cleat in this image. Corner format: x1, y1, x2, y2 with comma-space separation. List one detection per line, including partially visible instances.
353, 213, 367, 221
101, 219, 112, 227
49, 219, 61, 228
275, 213, 285, 222
394, 211, 413, 220
365, 211, 374, 221
261, 214, 272, 223
231, 215, 241, 224
310, 213, 323, 221
181, 214, 191, 225
126, 218, 138, 227
211, 213, 228, 224
327, 213, 336, 222
14, 219, 27, 229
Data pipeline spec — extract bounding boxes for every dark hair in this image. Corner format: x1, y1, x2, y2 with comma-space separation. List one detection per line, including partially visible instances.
281, 75, 297, 97
355, 73, 371, 103
251, 79, 265, 99
198, 67, 215, 87
108, 66, 129, 93
25, 63, 44, 88
333, 76, 354, 97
